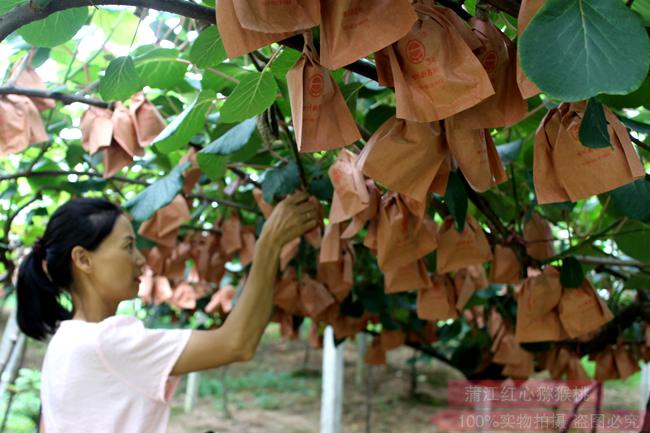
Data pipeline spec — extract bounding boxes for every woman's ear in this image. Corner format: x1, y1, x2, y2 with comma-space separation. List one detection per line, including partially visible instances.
70, 245, 93, 274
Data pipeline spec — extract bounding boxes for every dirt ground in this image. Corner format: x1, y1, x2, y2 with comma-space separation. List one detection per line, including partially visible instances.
16, 312, 646, 433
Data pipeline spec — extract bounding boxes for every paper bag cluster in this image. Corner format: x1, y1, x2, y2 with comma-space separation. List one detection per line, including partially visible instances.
515, 267, 613, 343
80, 93, 166, 178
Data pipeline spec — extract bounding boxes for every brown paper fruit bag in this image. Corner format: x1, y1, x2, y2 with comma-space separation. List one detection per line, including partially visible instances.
436, 215, 492, 274
451, 18, 527, 129
318, 240, 354, 302
287, 34, 361, 153
380, 328, 406, 351
220, 211, 243, 256
501, 347, 535, 379
80, 106, 114, 155
383, 3, 494, 122
613, 344, 640, 381
523, 212, 555, 261
129, 92, 166, 147
490, 245, 522, 284
534, 102, 645, 204
384, 258, 432, 294
216, 0, 299, 59
516, 0, 543, 99
445, 122, 507, 193
300, 273, 336, 319
514, 267, 568, 343
138, 195, 192, 250
320, 0, 417, 70
328, 149, 371, 222
594, 347, 619, 381
0, 95, 48, 156
558, 278, 613, 339
10, 65, 55, 111
274, 268, 303, 315
365, 336, 387, 365
553, 102, 645, 202
416, 273, 458, 321
358, 116, 449, 204
376, 193, 438, 272
233, 0, 319, 33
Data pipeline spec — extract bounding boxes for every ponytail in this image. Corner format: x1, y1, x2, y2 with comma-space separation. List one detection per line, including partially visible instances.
16, 244, 71, 341
14, 197, 122, 341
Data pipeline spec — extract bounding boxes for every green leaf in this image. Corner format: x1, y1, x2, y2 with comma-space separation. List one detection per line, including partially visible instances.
560, 256, 583, 288
201, 63, 248, 94
609, 178, 650, 223
619, 116, 650, 135
364, 105, 394, 133
520, 0, 650, 101
196, 154, 227, 182
18, 7, 88, 48
200, 117, 257, 155
269, 48, 301, 80
262, 163, 300, 203
0, 0, 27, 15
309, 176, 334, 202
599, 77, 650, 109
445, 171, 468, 232
189, 26, 226, 68
134, 48, 188, 90
31, 47, 50, 67
632, 0, 650, 26
153, 91, 214, 154
614, 221, 650, 262
93, 9, 140, 46
124, 162, 190, 222
98, 56, 143, 101
220, 71, 278, 123
579, 99, 611, 148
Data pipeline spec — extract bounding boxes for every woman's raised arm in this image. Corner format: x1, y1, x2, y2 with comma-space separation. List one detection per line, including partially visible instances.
171, 191, 318, 375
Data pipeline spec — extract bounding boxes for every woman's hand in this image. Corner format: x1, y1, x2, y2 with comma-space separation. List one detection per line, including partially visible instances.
260, 191, 319, 247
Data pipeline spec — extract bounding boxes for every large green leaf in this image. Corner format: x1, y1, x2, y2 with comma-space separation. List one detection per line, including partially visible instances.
189, 26, 226, 68
18, 7, 88, 48
220, 71, 278, 123
579, 99, 611, 148
124, 162, 190, 222
153, 91, 214, 154
614, 221, 650, 262
98, 56, 143, 101
134, 48, 188, 90
200, 117, 257, 155
609, 178, 650, 223
520, 0, 650, 101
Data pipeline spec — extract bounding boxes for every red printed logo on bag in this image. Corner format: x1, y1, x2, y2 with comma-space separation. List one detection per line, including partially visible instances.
482, 51, 498, 75
406, 40, 425, 64
309, 73, 324, 97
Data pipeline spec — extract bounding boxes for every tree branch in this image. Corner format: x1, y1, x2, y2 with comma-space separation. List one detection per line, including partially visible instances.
0, 86, 111, 108
0, 169, 261, 214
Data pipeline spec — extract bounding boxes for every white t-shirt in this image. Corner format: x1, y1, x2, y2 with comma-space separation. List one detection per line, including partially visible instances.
40, 315, 192, 433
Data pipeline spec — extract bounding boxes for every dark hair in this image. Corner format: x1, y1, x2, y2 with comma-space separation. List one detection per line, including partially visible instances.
16, 197, 123, 341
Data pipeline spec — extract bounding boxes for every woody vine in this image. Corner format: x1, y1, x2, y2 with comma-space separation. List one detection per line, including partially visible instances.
1, 0, 650, 430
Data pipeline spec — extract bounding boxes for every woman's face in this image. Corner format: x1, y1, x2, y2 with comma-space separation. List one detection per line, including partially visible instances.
84, 214, 146, 302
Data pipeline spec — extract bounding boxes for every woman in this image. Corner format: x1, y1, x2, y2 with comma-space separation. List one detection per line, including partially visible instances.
16, 191, 319, 433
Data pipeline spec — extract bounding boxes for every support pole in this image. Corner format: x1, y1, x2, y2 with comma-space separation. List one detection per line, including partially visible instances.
320, 326, 344, 433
